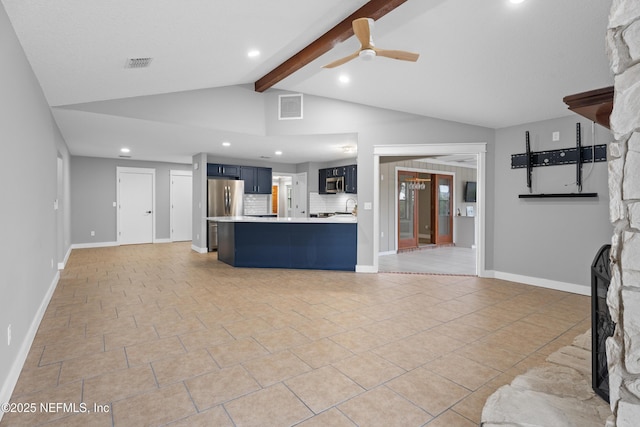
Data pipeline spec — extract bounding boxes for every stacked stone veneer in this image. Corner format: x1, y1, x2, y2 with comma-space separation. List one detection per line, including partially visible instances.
606, 0, 640, 425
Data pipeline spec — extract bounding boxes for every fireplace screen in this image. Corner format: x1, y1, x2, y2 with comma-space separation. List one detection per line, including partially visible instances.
591, 244, 614, 402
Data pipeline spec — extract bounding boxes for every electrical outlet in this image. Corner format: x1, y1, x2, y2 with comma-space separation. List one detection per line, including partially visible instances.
8, 324, 11, 346
552, 131, 560, 141
51, 258, 54, 268
381, 231, 384, 238
91, 231, 95, 236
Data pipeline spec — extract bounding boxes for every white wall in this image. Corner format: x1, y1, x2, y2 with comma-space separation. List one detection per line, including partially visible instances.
493, 116, 612, 288
0, 2, 71, 409
70, 156, 192, 244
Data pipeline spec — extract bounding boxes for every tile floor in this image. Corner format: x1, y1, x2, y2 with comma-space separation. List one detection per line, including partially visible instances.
1, 243, 591, 426
378, 246, 477, 275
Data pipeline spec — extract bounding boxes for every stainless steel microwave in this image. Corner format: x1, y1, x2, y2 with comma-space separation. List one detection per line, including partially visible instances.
326, 176, 344, 193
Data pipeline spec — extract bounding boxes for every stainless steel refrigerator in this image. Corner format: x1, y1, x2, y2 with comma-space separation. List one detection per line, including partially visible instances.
207, 179, 244, 251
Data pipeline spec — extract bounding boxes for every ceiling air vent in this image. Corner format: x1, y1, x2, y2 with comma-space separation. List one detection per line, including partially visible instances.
279, 94, 303, 120
125, 57, 153, 69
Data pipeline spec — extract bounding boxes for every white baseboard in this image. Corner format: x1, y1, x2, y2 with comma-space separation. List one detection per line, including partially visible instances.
0, 271, 59, 422
488, 270, 590, 296
378, 251, 396, 257
191, 245, 208, 254
356, 264, 377, 273
71, 241, 119, 249
57, 245, 72, 270
154, 238, 172, 244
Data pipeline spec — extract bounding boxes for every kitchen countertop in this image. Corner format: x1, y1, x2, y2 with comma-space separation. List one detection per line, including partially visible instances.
206, 215, 357, 224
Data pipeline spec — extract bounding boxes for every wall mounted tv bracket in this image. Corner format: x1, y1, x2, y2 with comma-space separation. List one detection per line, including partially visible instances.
511, 123, 607, 198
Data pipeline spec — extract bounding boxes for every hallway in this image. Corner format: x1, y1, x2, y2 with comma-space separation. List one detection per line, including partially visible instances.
378, 246, 477, 276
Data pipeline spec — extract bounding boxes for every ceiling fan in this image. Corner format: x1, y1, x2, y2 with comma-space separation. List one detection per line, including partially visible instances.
323, 17, 420, 69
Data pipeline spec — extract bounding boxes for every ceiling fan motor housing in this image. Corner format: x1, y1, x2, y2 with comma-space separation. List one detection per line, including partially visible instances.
359, 49, 376, 61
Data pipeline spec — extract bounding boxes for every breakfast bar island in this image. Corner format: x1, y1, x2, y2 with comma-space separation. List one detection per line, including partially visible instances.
206, 216, 357, 271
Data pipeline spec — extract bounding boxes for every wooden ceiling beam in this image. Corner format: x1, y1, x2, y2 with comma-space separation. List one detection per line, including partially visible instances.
254, 0, 407, 93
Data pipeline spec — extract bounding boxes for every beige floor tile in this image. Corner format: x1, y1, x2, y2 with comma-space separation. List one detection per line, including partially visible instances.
112, 383, 196, 426
373, 337, 439, 370
165, 405, 233, 427
224, 383, 313, 426
31, 324, 87, 347
293, 318, 347, 340
242, 350, 312, 387
333, 352, 406, 389
387, 368, 470, 416
426, 409, 476, 426
254, 326, 311, 352
338, 386, 432, 426
425, 354, 501, 391
185, 365, 260, 410
11, 363, 61, 397
178, 326, 234, 351
290, 338, 354, 368
1, 243, 597, 427
32, 409, 113, 427
103, 325, 159, 351
457, 341, 525, 372
125, 336, 186, 366
222, 317, 274, 339
39, 334, 105, 365
328, 328, 384, 353
59, 349, 127, 384
151, 348, 219, 385
208, 337, 269, 367
451, 386, 497, 424
295, 408, 356, 427
1, 381, 83, 426
83, 365, 157, 404
285, 366, 364, 413
153, 315, 206, 338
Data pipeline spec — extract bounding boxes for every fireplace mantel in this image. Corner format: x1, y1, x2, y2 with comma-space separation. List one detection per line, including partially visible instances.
563, 86, 614, 129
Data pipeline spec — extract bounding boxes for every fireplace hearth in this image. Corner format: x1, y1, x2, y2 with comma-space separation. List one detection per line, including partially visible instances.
591, 244, 614, 402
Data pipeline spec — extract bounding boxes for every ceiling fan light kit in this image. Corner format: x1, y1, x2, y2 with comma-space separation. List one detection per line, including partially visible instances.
323, 17, 419, 68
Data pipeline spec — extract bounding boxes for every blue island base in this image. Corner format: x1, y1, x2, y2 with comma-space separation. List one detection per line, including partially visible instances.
217, 221, 356, 271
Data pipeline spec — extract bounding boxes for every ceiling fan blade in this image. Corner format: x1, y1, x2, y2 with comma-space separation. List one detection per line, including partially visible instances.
323, 51, 360, 69
374, 48, 420, 62
352, 17, 372, 49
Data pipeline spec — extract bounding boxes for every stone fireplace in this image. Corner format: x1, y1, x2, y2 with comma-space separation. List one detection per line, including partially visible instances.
604, 0, 640, 425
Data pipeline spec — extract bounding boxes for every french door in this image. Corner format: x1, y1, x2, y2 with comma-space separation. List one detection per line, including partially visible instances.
432, 174, 453, 244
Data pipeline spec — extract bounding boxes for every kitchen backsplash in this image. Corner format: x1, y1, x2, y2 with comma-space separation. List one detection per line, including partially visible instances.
243, 194, 270, 215
309, 192, 358, 214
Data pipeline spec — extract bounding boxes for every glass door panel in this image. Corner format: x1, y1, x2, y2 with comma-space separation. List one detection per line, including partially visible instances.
432, 174, 453, 244
398, 171, 419, 250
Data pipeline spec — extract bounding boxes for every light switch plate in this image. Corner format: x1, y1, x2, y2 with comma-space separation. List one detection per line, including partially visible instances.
364, 202, 372, 210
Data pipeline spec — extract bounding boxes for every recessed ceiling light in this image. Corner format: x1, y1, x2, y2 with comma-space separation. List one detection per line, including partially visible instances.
275, 151, 283, 156
120, 148, 130, 153
222, 141, 231, 147
339, 74, 350, 84
247, 50, 260, 58
509, 0, 525, 4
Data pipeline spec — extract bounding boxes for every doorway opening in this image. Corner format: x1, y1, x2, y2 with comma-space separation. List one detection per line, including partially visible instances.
372, 143, 486, 277
271, 172, 307, 218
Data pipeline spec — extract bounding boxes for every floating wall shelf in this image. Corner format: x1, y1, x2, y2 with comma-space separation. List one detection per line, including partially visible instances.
519, 193, 599, 199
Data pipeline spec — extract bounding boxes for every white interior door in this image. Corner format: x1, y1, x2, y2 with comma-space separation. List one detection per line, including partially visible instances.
293, 172, 307, 217
118, 167, 155, 245
170, 170, 192, 241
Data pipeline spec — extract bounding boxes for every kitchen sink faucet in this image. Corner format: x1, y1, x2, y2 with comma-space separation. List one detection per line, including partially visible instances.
345, 198, 357, 212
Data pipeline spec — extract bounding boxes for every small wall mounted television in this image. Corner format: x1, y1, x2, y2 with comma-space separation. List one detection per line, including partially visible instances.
464, 181, 477, 203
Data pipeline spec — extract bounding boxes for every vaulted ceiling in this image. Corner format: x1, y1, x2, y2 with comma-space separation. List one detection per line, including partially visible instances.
2, 0, 613, 164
